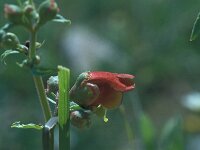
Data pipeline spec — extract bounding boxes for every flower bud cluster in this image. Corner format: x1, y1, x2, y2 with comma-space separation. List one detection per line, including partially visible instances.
4, 0, 59, 30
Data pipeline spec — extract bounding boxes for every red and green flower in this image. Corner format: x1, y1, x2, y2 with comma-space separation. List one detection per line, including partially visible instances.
70, 71, 135, 109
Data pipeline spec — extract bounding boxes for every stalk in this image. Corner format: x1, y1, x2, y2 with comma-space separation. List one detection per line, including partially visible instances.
29, 30, 52, 121
29, 30, 53, 149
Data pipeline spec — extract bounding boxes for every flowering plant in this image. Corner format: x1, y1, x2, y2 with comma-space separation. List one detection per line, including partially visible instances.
0, 0, 135, 149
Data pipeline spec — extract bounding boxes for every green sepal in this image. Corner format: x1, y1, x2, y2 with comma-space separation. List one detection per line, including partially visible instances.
70, 101, 82, 111
70, 82, 99, 107
11, 121, 43, 130
190, 12, 200, 41
53, 14, 71, 25
70, 72, 100, 107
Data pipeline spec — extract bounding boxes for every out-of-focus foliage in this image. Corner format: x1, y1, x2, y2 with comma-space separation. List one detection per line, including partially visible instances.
1, 0, 200, 150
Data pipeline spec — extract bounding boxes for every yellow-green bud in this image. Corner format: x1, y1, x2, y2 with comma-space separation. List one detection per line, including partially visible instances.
38, 0, 59, 26
33, 55, 40, 65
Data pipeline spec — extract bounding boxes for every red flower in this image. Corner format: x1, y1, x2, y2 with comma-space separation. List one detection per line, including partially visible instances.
70, 71, 135, 109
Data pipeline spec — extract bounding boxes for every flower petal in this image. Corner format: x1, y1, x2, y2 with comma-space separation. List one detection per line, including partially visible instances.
90, 84, 123, 109
88, 71, 135, 92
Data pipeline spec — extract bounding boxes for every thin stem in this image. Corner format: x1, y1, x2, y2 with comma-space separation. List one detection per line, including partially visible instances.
29, 30, 36, 59
119, 105, 134, 148
30, 30, 52, 121
131, 91, 146, 150
29, 30, 53, 150
33, 76, 52, 121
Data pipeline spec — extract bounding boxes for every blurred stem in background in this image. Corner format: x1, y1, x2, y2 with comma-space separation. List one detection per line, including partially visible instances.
120, 105, 135, 148
131, 91, 147, 150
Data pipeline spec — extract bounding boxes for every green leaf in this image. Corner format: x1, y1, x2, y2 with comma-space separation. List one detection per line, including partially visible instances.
190, 12, 200, 41
53, 14, 71, 25
58, 65, 70, 150
140, 113, 155, 150
159, 116, 184, 150
31, 67, 57, 76
11, 121, 43, 130
1, 23, 13, 32
1, 50, 19, 64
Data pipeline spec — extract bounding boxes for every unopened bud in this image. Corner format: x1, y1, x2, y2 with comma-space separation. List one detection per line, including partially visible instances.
38, 0, 59, 26
2, 32, 20, 49
33, 55, 40, 65
24, 4, 38, 26
70, 110, 91, 128
4, 4, 23, 25
46, 76, 59, 94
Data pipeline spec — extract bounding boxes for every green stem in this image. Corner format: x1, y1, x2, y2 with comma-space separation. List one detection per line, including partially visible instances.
119, 105, 134, 147
30, 30, 52, 121
29, 31, 36, 59
29, 30, 53, 149
33, 76, 52, 121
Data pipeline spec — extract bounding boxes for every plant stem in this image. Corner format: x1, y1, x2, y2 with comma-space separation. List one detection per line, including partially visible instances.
29, 30, 52, 121
119, 105, 134, 148
29, 30, 53, 149
29, 30, 36, 60
33, 76, 52, 121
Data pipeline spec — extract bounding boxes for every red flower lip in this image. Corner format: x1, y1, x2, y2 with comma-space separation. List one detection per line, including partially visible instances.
87, 72, 135, 92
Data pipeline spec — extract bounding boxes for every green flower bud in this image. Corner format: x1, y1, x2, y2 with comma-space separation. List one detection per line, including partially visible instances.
2, 32, 20, 49
38, 0, 59, 26
33, 55, 40, 65
24, 4, 38, 26
46, 76, 59, 94
4, 4, 24, 25
70, 110, 91, 128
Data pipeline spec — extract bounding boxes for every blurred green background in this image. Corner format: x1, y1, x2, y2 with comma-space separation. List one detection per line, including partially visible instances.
1, 0, 200, 150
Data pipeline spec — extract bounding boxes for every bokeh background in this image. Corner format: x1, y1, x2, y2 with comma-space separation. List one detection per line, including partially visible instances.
1, 0, 200, 150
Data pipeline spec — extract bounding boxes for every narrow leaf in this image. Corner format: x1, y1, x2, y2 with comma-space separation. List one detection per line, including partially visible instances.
1, 50, 19, 65
140, 113, 155, 150
190, 12, 200, 41
159, 116, 184, 150
58, 65, 70, 150
11, 121, 43, 130
53, 14, 71, 25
